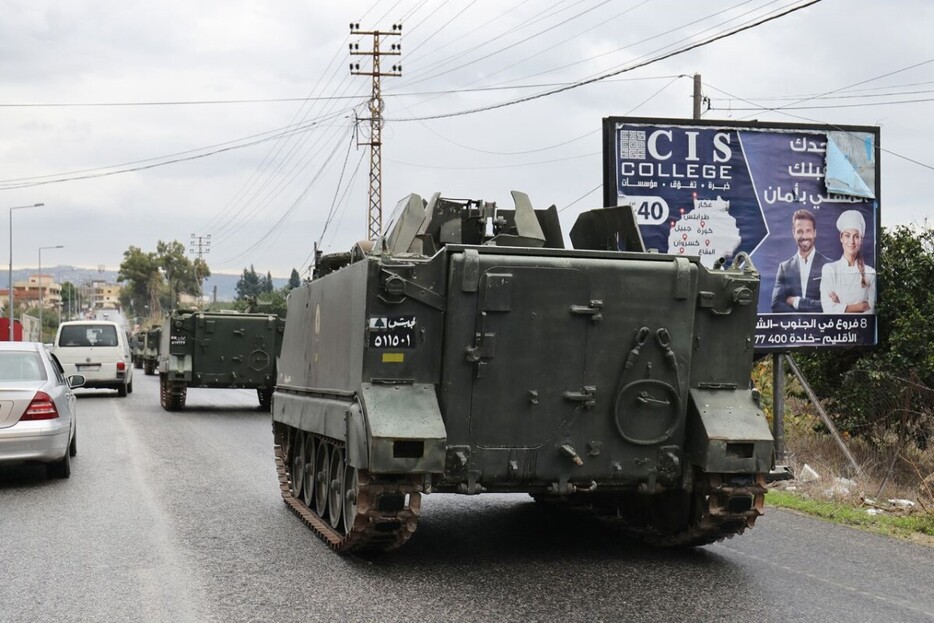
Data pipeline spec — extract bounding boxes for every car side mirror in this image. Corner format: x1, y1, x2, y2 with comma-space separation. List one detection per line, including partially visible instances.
68, 374, 86, 389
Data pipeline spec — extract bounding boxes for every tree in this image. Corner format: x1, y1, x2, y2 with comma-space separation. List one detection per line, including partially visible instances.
60, 282, 78, 318
119, 241, 211, 317
157, 240, 196, 303
235, 265, 262, 301
193, 257, 211, 297
118, 246, 161, 319
263, 271, 275, 294
288, 268, 301, 290
795, 224, 934, 446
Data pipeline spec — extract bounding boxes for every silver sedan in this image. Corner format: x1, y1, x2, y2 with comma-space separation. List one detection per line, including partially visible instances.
0, 342, 85, 478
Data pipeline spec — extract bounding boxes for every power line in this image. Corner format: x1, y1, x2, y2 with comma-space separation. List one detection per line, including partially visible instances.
710, 87, 934, 102
404, 74, 685, 159
400, 0, 615, 90
702, 81, 934, 173
0, 75, 684, 109
559, 183, 602, 213
215, 124, 355, 267
0, 110, 351, 190
0, 96, 366, 108
386, 0, 822, 122
710, 96, 934, 110
317, 130, 358, 248
398, 0, 569, 80
474, 0, 761, 91
420, 0, 654, 97
390, 151, 598, 170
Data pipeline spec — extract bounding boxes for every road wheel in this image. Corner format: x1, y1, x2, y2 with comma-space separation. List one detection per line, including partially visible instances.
342, 463, 358, 535
314, 440, 330, 517
69, 426, 77, 457
302, 434, 316, 508
127, 379, 133, 394
49, 450, 71, 479
290, 431, 306, 499
159, 374, 168, 409
328, 447, 345, 530
117, 383, 127, 397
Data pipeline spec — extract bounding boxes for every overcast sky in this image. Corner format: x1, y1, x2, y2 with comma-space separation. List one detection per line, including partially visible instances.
0, 0, 930, 277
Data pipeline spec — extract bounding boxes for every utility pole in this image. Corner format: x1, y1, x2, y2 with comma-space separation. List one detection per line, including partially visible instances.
189, 233, 211, 305
350, 22, 402, 241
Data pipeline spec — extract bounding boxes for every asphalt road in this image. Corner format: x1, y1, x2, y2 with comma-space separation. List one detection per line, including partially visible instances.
1, 373, 933, 623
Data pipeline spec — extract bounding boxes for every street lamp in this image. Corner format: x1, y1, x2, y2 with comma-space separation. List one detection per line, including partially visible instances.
8, 203, 44, 340
38, 245, 63, 343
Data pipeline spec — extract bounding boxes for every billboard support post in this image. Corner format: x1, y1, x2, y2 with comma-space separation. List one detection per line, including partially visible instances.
786, 354, 864, 478
772, 353, 785, 461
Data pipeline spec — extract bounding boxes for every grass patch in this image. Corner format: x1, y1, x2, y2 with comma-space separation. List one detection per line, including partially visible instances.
767, 489, 934, 541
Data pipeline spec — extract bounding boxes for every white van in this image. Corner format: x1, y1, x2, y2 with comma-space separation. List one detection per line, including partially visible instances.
52, 321, 134, 397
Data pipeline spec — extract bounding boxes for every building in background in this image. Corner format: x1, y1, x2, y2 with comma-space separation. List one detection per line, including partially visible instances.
91, 281, 121, 310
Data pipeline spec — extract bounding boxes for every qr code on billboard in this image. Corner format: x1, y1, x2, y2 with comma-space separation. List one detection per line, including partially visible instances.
618, 130, 646, 159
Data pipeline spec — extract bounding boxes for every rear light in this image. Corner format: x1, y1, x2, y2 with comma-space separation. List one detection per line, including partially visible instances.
21, 391, 59, 421
117, 361, 126, 371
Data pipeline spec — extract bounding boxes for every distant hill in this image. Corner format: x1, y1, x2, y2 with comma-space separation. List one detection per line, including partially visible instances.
11, 265, 286, 302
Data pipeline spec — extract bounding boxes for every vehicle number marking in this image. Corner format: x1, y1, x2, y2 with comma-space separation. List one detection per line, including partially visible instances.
369, 315, 417, 350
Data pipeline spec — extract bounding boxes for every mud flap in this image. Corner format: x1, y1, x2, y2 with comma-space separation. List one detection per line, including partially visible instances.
359, 383, 447, 474
687, 388, 774, 474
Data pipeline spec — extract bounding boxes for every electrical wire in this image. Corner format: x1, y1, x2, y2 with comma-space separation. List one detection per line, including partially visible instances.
432, 0, 654, 95
702, 81, 934, 172
401, 0, 480, 59
710, 96, 934, 111
400, 0, 615, 89
387, 0, 822, 122
0, 110, 350, 190
475, 0, 763, 90
317, 130, 358, 247
402, 74, 685, 160
215, 123, 355, 266
397, 0, 587, 85
559, 183, 602, 213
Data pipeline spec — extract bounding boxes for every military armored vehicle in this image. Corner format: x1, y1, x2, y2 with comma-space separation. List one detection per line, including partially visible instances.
272, 191, 772, 553
142, 325, 162, 376
159, 310, 284, 411
130, 332, 145, 369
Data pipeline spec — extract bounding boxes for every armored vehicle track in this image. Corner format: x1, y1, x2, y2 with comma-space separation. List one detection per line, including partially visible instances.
536, 472, 766, 546
274, 424, 422, 553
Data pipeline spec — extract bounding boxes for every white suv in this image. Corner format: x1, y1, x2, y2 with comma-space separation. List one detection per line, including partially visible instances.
52, 321, 134, 397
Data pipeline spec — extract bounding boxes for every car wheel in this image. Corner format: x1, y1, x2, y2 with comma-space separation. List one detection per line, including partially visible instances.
118, 383, 128, 397
49, 450, 71, 479
128, 379, 134, 394
69, 426, 77, 457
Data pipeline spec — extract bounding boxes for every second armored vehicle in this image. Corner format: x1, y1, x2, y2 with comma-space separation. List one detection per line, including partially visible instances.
159, 310, 284, 411
142, 324, 162, 376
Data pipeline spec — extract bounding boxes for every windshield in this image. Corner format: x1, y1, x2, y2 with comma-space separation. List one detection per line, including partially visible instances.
0, 352, 47, 381
58, 324, 119, 347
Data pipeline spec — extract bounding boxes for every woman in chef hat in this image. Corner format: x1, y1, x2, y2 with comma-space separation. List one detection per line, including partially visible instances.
820, 209, 876, 314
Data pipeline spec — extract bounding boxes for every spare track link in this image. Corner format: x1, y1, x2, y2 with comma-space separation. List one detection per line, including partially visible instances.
607, 473, 767, 547
274, 441, 421, 554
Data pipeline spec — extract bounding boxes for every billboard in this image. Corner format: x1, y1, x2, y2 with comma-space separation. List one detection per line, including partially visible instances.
602, 117, 880, 351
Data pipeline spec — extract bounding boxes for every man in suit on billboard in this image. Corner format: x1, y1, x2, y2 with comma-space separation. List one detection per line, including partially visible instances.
771, 208, 829, 313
